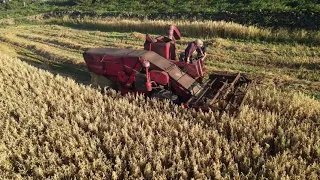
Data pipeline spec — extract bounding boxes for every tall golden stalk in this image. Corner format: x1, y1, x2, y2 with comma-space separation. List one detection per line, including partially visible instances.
0, 53, 319, 179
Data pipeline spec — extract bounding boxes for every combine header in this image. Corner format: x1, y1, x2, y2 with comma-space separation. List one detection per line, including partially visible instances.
83, 26, 251, 112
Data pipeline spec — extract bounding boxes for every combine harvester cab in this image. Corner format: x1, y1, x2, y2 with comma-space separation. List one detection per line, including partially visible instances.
83, 26, 251, 113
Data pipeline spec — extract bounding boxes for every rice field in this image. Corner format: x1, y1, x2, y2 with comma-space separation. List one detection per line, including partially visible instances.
0, 22, 319, 179
49, 16, 320, 45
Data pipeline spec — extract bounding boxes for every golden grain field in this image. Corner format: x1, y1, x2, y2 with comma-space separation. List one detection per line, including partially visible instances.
49, 16, 320, 44
1, 49, 319, 179
0, 20, 319, 179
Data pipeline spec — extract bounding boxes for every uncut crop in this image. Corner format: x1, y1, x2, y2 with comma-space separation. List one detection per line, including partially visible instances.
0, 51, 319, 179
48, 16, 320, 45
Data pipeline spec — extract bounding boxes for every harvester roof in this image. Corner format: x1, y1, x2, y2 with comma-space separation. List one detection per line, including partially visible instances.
85, 48, 150, 58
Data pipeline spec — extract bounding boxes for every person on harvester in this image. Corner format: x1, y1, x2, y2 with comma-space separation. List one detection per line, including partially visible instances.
180, 39, 206, 64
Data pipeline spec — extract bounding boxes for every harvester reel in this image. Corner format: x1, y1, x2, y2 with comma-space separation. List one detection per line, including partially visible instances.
200, 72, 252, 114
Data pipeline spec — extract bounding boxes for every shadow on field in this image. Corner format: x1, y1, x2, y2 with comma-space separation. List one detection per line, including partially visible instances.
271, 60, 320, 71
288, 62, 320, 71
16, 50, 91, 85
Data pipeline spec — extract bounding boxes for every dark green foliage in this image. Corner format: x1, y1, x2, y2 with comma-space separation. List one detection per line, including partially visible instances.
0, 0, 71, 19
0, 0, 319, 29
71, 0, 320, 12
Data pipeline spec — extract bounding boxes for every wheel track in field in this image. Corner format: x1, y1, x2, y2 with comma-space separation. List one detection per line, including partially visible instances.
0, 38, 91, 84
27, 29, 108, 46
34, 25, 147, 46
206, 52, 320, 77
27, 27, 143, 48
25, 29, 143, 50
0, 34, 82, 64
16, 34, 86, 53
0, 33, 91, 82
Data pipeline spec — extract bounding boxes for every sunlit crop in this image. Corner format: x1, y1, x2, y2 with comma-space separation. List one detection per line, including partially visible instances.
0, 17, 319, 179
0, 53, 319, 179
48, 16, 320, 44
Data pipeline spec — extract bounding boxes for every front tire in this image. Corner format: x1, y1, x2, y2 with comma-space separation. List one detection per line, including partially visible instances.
90, 72, 117, 90
150, 89, 180, 104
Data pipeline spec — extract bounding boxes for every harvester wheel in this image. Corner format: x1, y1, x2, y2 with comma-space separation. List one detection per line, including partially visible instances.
150, 89, 179, 104
90, 72, 117, 90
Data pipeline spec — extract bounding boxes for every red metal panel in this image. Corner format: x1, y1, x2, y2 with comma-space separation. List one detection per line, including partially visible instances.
169, 43, 176, 60
149, 71, 169, 85
123, 57, 140, 75
165, 43, 170, 59
170, 60, 202, 79
102, 57, 124, 76
146, 42, 170, 59
124, 60, 142, 87
169, 25, 181, 40
117, 71, 128, 83
83, 53, 105, 74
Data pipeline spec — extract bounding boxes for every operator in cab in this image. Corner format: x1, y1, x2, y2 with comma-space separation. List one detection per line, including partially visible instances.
183, 39, 206, 63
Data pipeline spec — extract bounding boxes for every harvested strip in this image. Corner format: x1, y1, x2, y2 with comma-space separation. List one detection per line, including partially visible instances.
0, 33, 81, 64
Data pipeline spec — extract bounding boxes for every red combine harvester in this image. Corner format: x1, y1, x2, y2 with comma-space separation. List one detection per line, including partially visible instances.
83, 26, 251, 112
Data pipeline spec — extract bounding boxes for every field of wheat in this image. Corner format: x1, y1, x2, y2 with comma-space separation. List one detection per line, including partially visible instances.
48, 16, 320, 45
0, 21, 319, 179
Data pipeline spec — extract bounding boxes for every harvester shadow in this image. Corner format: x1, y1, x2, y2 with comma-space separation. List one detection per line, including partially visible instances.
274, 61, 320, 71
17, 51, 91, 85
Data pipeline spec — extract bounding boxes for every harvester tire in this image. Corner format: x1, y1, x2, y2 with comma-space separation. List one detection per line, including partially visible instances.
150, 89, 180, 104
90, 72, 117, 90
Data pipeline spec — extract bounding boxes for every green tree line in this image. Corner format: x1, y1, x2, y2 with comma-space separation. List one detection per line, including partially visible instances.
71, 0, 320, 13
0, 0, 319, 30
1, 0, 319, 13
